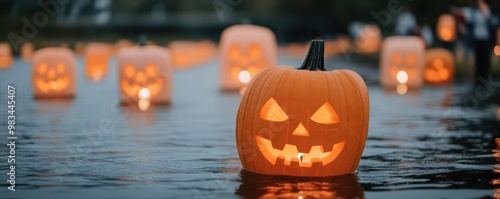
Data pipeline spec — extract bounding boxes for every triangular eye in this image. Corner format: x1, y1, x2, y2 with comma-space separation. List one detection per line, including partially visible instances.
259, 97, 288, 122
310, 102, 340, 124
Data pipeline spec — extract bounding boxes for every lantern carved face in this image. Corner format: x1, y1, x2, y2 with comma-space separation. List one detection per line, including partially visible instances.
118, 45, 172, 105
380, 36, 425, 88
85, 43, 112, 82
220, 25, 277, 91
437, 14, 456, 42
0, 42, 13, 69
424, 48, 454, 84
354, 24, 381, 54
32, 47, 76, 98
236, 40, 370, 177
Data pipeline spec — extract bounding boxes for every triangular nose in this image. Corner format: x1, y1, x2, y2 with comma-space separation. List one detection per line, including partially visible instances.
292, 122, 309, 136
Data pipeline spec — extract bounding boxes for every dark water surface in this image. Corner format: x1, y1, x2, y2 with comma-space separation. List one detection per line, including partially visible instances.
0, 55, 499, 199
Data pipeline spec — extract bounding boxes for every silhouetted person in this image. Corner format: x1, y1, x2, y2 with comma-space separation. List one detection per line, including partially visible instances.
455, 0, 498, 85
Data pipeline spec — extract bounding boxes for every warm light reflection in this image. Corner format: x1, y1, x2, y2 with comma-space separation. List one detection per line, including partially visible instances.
138, 88, 151, 111
396, 70, 408, 84
238, 70, 251, 83
396, 84, 408, 95
495, 46, 500, 56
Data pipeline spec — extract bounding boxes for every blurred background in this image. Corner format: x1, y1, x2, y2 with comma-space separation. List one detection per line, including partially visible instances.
0, 0, 498, 46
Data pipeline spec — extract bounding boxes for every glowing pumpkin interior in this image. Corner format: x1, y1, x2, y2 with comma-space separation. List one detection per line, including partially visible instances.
32, 47, 76, 98
219, 24, 277, 91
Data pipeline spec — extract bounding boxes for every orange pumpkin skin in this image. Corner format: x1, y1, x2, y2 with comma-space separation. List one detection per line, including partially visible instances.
32, 47, 77, 99
236, 40, 370, 177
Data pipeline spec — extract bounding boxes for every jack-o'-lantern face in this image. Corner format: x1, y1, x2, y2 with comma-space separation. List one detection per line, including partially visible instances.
32, 47, 76, 98
424, 48, 454, 84
220, 25, 277, 91
255, 98, 346, 168
117, 45, 172, 105
380, 36, 425, 88
237, 40, 369, 177
35, 62, 71, 92
120, 64, 164, 99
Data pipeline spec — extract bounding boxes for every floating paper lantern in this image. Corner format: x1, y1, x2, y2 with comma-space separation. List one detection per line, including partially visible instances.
32, 47, 76, 98
0, 42, 13, 69
117, 45, 172, 107
20, 42, 34, 62
354, 24, 382, 54
380, 36, 425, 89
436, 14, 456, 42
424, 48, 455, 84
219, 25, 277, 91
84, 43, 112, 82
236, 40, 369, 177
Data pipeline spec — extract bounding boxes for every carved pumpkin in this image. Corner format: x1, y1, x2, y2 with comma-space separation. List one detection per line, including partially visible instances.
84, 42, 112, 82
219, 25, 277, 91
32, 47, 76, 99
284, 36, 351, 58
424, 48, 454, 84
380, 36, 425, 89
117, 45, 172, 106
436, 14, 456, 42
236, 40, 370, 177
21, 42, 35, 62
0, 42, 13, 69
354, 24, 382, 54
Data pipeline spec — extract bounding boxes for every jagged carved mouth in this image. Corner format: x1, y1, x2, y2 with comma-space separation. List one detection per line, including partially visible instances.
255, 135, 346, 168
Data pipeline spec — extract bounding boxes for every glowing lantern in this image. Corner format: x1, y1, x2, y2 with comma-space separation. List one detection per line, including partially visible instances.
354, 24, 382, 54
380, 36, 425, 89
424, 48, 454, 84
436, 14, 456, 42
219, 25, 277, 91
0, 42, 13, 69
32, 47, 76, 99
117, 45, 172, 107
84, 43, 112, 82
169, 40, 216, 69
20, 42, 35, 62
236, 40, 369, 177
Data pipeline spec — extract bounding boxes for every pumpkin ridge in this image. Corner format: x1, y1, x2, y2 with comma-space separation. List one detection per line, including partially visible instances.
340, 70, 369, 172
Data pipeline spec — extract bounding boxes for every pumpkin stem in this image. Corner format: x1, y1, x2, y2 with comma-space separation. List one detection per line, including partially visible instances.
298, 40, 326, 71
